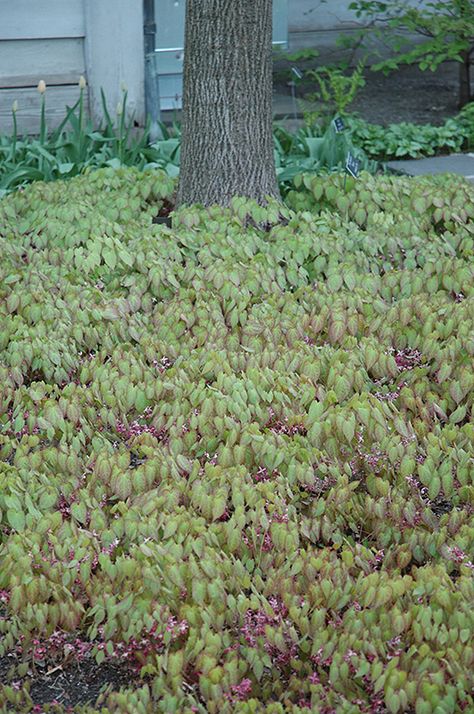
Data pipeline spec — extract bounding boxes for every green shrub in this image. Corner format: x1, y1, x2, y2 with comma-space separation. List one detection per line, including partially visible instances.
303, 61, 366, 123
347, 115, 471, 160
345, 0, 474, 108
0, 167, 473, 713
457, 101, 474, 150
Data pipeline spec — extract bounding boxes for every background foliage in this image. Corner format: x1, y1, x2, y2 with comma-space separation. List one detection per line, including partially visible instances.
2, 84, 474, 198
344, 0, 474, 106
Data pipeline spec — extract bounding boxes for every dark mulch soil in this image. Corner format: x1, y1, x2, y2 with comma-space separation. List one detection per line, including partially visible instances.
0, 654, 138, 711
0, 653, 12, 684
430, 497, 455, 517
350, 62, 460, 125
273, 60, 462, 126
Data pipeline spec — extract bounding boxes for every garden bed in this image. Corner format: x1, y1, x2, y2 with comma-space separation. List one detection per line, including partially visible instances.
274, 60, 461, 126
0, 167, 473, 713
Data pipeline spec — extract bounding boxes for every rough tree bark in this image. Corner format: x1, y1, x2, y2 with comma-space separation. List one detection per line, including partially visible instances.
176, 0, 280, 208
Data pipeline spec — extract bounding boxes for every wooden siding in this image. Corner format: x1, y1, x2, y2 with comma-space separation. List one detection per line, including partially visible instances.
84, 0, 145, 127
0, 0, 85, 40
0, 39, 85, 87
0, 0, 86, 134
0, 0, 144, 133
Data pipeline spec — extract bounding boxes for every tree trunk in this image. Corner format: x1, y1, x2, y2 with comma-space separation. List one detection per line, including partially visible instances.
176, 0, 280, 207
458, 49, 471, 108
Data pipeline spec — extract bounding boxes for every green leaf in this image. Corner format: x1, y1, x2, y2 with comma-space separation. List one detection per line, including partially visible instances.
449, 404, 467, 424
253, 658, 264, 681
71, 501, 88, 524
428, 475, 441, 501
7, 509, 25, 531
58, 163, 75, 175
39, 492, 58, 510
342, 413, 356, 443
103, 248, 117, 269
7, 294, 19, 313
119, 250, 134, 267
308, 401, 324, 423
134, 389, 148, 413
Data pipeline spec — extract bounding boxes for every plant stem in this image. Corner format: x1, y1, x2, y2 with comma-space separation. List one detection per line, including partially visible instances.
119, 91, 127, 164
40, 94, 47, 145
11, 110, 17, 163
458, 49, 471, 108
78, 86, 84, 161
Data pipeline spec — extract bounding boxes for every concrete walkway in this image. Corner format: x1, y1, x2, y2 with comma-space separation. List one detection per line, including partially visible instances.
387, 154, 474, 183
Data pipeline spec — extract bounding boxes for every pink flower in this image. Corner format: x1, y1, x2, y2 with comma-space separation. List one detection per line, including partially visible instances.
225, 678, 252, 702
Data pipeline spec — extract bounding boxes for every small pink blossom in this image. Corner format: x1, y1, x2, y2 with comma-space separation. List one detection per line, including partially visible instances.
224, 678, 252, 702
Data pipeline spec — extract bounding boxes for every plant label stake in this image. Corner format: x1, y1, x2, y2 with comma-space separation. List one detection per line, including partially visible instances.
346, 153, 360, 178
333, 116, 345, 132
344, 152, 361, 190
289, 67, 303, 122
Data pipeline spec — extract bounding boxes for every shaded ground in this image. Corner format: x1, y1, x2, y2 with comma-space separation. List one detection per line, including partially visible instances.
273, 61, 461, 126
0, 653, 138, 711
28, 659, 135, 710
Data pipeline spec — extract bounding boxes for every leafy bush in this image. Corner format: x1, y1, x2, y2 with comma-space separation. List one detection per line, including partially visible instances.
0, 167, 473, 713
347, 115, 471, 160
457, 101, 474, 149
303, 61, 366, 121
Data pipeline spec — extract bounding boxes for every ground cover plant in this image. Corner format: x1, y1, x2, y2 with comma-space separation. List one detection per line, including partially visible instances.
0, 166, 473, 713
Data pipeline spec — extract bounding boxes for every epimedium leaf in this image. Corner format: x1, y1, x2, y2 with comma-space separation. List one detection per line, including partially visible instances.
103, 248, 117, 270
7, 509, 26, 531
71, 501, 88, 524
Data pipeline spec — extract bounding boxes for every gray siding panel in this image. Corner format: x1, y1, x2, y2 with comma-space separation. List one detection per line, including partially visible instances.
288, 0, 360, 33
0, 0, 86, 134
0, 0, 85, 40
0, 38, 86, 88
84, 0, 145, 126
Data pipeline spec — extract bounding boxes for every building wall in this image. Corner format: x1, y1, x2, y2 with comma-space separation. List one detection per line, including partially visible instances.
288, 0, 420, 58
0, 0, 144, 135
0, 0, 88, 134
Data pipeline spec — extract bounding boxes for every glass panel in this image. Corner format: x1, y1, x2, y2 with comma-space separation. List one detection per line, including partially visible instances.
152, 0, 288, 110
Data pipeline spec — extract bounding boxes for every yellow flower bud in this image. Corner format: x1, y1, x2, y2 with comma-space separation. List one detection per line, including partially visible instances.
79, 75, 87, 90
116, 102, 123, 116
37, 80, 46, 94
12, 100, 18, 113
120, 82, 128, 93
